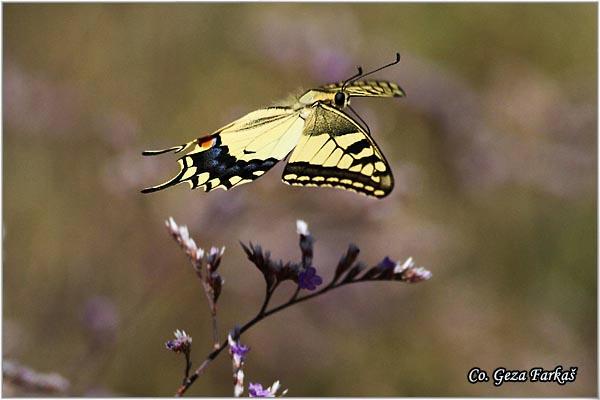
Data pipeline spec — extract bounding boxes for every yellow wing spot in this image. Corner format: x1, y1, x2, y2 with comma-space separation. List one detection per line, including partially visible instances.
292, 182, 302, 186
340, 179, 352, 185
229, 176, 242, 185
312, 176, 325, 182
239, 179, 253, 186
298, 176, 310, 181
355, 147, 374, 158
197, 172, 211, 185
308, 137, 334, 164
361, 164, 374, 176
374, 190, 385, 196
338, 154, 353, 169
371, 176, 381, 183
207, 178, 221, 188
349, 165, 362, 173
284, 173, 297, 180
184, 157, 193, 167
337, 185, 357, 194
336, 135, 361, 147
364, 185, 374, 191
181, 166, 198, 180
327, 177, 339, 182
305, 183, 318, 187
352, 182, 364, 188
324, 148, 344, 167
375, 161, 387, 172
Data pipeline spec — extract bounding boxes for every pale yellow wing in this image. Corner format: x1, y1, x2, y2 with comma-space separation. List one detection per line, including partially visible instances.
282, 103, 394, 198
142, 107, 304, 193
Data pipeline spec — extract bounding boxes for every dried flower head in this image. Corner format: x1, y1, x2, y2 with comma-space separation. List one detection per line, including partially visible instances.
241, 242, 300, 291
296, 220, 314, 268
296, 220, 310, 236
165, 329, 192, 353
207, 246, 226, 272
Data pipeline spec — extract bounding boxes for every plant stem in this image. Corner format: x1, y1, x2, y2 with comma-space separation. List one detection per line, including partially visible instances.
174, 281, 349, 396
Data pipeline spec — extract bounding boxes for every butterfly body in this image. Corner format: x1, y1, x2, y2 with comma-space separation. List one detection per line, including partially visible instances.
142, 56, 405, 198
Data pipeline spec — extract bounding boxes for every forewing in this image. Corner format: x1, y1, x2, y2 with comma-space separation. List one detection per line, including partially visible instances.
321, 79, 405, 98
282, 104, 394, 198
142, 107, 304, 193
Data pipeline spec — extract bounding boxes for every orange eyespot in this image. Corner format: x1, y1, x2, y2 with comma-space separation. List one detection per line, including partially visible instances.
198, 137, 215, 149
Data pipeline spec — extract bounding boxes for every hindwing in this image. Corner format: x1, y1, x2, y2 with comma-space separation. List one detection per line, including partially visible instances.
282, 103, 394, 198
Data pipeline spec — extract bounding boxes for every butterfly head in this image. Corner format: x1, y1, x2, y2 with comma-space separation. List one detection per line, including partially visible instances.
334, 91, 349, 108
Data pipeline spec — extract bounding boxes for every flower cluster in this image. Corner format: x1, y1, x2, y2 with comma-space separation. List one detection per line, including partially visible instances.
165, 217, 225, 309
393, 257, 433, 283
165, 217, 203, 261
228, 334, 249, 397
248, 381, 288, 397
329, 243, 432, 286
165, 330, 192, 354
166, 218, 432, 397
241, 220, 323, 293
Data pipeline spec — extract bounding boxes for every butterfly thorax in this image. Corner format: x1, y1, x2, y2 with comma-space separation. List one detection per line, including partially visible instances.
297, 89, 349, 110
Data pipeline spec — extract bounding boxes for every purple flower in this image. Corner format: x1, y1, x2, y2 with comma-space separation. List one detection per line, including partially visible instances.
249, 381, 287, 397
249, 383, 272, 397
377, 256, 396, 270
229, 337, 250, 359
297, 267, 323, 290
165, 330, 192, 353
82, 296, 119, 346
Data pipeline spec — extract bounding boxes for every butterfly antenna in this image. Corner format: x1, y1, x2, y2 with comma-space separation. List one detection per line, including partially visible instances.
349, 53, 401, 85
341, 65, 363, 91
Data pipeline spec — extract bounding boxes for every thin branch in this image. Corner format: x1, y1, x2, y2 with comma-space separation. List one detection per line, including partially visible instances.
175, 279, 359, 396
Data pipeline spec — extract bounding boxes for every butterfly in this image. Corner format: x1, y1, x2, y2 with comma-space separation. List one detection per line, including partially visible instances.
141, 53, 405, 198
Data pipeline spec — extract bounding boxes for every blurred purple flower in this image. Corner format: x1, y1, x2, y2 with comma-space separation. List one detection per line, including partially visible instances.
165, 330, 192, 353
3, 360, 70, 394
297, 267, 323, 291
82, 296, 119, 346
310, 48, 354, 82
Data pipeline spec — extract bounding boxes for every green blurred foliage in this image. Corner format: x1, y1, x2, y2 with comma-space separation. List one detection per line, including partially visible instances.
3, 3, 596, 396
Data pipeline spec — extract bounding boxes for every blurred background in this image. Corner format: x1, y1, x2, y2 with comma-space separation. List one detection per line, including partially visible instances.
3, 3, 596, 396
